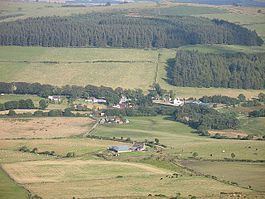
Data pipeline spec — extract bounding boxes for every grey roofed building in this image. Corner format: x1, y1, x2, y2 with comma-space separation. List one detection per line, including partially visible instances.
108, 145, 131, 153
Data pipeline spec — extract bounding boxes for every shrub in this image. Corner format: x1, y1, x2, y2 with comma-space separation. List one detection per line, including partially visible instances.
7, 109, 16, 116
34, 110, 44, 117
192, 152, 198, 158
48, 109, 63, 117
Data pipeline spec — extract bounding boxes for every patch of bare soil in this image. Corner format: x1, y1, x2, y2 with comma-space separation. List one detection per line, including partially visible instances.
209, 130, 248, 139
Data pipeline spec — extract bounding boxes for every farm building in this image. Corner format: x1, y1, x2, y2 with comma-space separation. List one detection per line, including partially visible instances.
99, 116, 129, 124
108, 142, 145, 153
48, 95, 62, 103
131, 142, 145, 151
108, 146, 131, 153
173, 98, 184, 106
86, 97, 107, 104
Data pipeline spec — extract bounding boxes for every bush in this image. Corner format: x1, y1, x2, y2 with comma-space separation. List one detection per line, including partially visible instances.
18, 146, 30, 152
66, 152, 75, 158
39, 99, 48, 110
7, 109, 16, 116
34, 110, 44, 117
63, 108, 74, 117
192, 152, 198, 158
48, 109, 63, 117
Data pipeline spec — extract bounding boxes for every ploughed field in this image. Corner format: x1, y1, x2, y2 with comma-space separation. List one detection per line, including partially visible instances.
0, 117, 94, 139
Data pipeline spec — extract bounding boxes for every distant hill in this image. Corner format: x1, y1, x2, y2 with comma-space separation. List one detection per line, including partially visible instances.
174, 0, 265, 7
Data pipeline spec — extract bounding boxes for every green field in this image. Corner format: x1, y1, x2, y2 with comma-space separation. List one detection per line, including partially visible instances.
1, 159, 250, 199
141, 5, 227, 16
0, 94, 42, 107
0, 1, 158, 22
199, 8, 265, 39
0, 46, 264, 99
95, 116, 265, 161
0, 168, 28, 199
0, 46, 158, 91
0, 94, 70, 110
182, 160, 265, 191
0, 116, 263, 198
239, 117, 265, 136
179, 44, 265, 54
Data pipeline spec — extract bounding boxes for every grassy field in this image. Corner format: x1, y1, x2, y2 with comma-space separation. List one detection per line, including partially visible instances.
239, 117, 265, 136
199, 6, 265, 39
141, 5, 227, 16
0, 94, 42, 107
0, 46, 264, 99
0, 117, 94, 139
179, 44, 265, 54
0, 116, 263, 198
2, 159, 249, 199
182, 160, 265, 191
95, 116, 265, 161
0, 138, 124, 158
0, 168, 28, 199
0, 46, 158, 90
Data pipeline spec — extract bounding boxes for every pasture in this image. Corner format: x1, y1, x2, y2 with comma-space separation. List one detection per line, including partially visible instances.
199, 6, 265, 39
0, 94, 42, 107
0, 1, 158, 22
0, 117, 95, 139
0, 46, 264, 99
95, 116, 265, 161
141, 5, 227, 16
0, 168, 28, 199
0, 94, 70, 110
0, 46, 158, 91
239, 117, 265, 137
179, 44, 265, 54
2, 159, 249, 199
0, 116, 264, 198
0, 138, 123, 158
182, 160, 265, 191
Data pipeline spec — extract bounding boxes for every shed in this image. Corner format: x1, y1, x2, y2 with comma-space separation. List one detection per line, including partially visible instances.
108, 145, 131, 153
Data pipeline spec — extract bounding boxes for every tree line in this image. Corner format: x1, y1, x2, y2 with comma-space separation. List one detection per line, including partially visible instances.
0, 99, 34, 111
0, 82, 152, 106
167, 51, 265, 89
0, 13, 263, 48
199, 95, 240, 105
174, 104, 239, 132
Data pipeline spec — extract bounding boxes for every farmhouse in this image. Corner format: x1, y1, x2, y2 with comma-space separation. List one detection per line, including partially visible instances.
74, 104, 88, 111
113, 95, 133, 109
99, 116, 128, 124
131, 142, 145, 151
48, 95, 62, 103
173, 98, 184, 106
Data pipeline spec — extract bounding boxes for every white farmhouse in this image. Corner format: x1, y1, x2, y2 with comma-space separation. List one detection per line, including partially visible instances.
48, 95, 62, 103
173, 98, 184, 106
